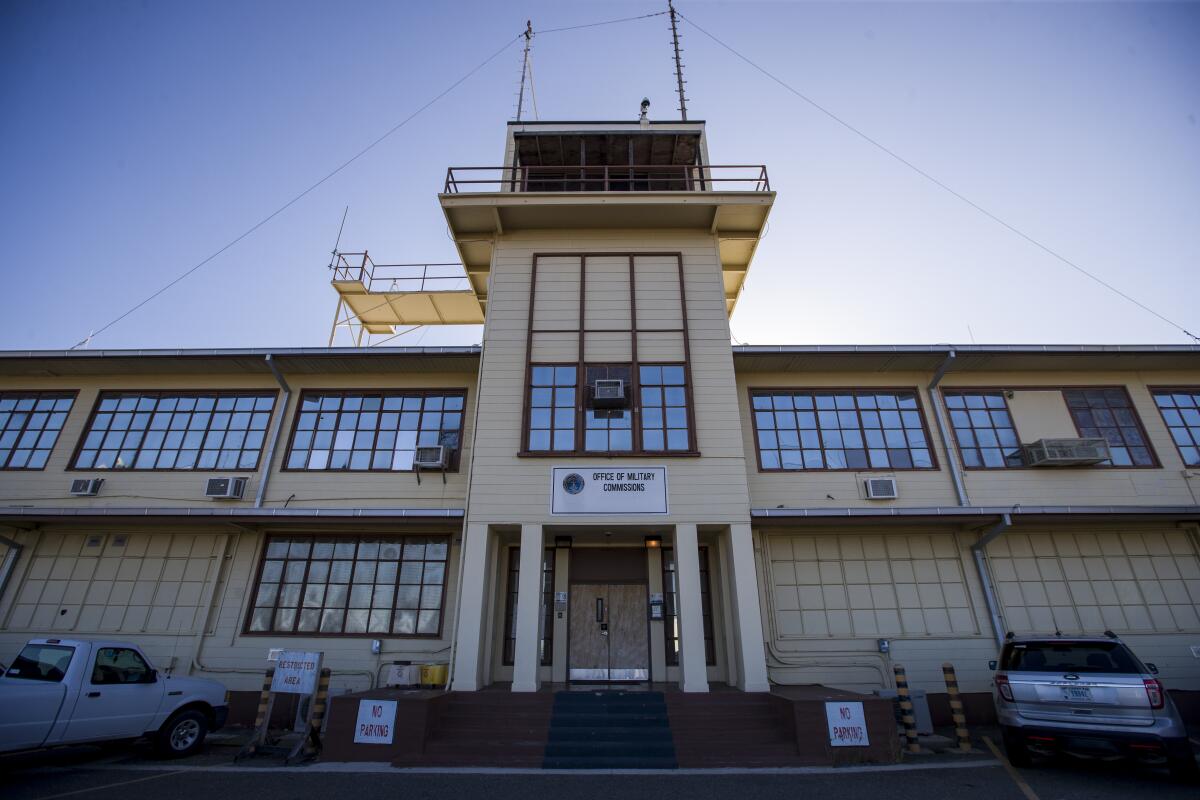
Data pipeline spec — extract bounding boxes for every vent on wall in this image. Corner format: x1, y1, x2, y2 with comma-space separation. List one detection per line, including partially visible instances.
1022, 438, 1110, 467
864, 477, 898, 500
204, 477, 246, 499
69, 478, 104, 496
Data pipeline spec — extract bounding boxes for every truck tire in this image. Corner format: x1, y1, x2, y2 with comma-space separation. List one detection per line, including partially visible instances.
1001, 727, 1032, 768
155, 709, 208, 759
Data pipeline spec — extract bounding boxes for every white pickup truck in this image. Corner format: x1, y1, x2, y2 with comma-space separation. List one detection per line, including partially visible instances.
0, 638, 229, 758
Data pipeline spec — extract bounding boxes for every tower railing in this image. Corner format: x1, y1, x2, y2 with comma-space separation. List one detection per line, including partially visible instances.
329, 253, 471, 293
443, 164, 770, 194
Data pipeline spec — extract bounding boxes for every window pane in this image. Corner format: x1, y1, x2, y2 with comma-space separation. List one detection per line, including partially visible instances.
0, 393, 74, 470
1153, 389, 1200, 466
1064, 388, 1155, 468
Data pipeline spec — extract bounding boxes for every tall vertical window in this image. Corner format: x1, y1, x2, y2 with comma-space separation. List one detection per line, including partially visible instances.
501, 548, 556, 666
246, 535, 448, 636
1153, 389, 1200, 466
284, 390, 465, 471
527, 366, 577, 451
640, 365, 691, 452
943, 391, 1023, 469
72, 391, 275, 471
751, 389, 934, 471
1064, 388, 1156, 467
584, 365, 633, 452
661, 547, 715, 666
0, 392, 74, 470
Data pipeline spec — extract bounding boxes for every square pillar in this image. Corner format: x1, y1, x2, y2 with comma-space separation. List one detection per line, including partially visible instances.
450, 523, 492, 691
511, 524, 544, 692
672, 523, 709, 693
726, 523, 771, 692
551, 545, 570, 683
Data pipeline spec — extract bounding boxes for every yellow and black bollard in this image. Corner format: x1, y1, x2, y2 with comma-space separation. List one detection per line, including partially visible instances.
893, 664, 921, 754
942, 662, 973, 753
300, 667, 333, 760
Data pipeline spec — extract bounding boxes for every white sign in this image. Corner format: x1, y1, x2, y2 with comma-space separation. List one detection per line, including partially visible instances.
270, 650, 321, 695
550, 467, 668, 515
825, 701, 869, 747
354, 699, 397, 744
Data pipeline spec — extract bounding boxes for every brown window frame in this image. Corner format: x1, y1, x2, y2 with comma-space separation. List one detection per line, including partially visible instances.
941, 388, 1025, 470
501, 546, 556, 667
1062, 386, 1159, 468
0, 391, 77, 471
68, 389, 277, 472
281, 388, 468, 473
661, 546, 716, 666
243, 533, 450, 639
1149, 386, 1200, 467
749, 387, 939, 473
518, 253, 700, 459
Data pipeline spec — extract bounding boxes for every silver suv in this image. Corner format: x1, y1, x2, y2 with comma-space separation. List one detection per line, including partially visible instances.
992, 633, 1196, 781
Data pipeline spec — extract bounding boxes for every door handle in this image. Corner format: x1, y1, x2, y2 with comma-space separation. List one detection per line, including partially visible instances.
87, 691, 101, 698
595, 597, 604, 623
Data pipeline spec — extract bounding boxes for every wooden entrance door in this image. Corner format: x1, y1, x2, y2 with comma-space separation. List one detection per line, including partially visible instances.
568, 583, 649, 682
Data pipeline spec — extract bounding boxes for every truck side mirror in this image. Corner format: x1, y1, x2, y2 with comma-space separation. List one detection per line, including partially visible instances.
1146, 663, 1158, 675
146, 669, 159, 684
988, 660, 997, 671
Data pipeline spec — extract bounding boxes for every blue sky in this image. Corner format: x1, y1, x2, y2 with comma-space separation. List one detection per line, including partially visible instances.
1, 1, 1197, 350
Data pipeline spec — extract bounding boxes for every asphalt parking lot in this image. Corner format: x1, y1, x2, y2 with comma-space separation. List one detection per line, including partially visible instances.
1, 732, 1197, 800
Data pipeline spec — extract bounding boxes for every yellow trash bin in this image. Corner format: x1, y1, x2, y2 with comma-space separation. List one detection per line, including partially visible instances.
420, 663, 448, 688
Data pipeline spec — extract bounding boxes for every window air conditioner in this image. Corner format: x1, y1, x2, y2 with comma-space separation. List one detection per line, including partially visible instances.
69, 478, 104, 497
591, 379, 627, 409
414, 446, 449, 469
204, 477, 247, 499
864, 477, 898, 500
1022, 438, 1110, 467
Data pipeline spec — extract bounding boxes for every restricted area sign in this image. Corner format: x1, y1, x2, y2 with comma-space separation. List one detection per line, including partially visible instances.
354, 699, 397, 744
270, 650, 322, 695
825, 700, 869, 747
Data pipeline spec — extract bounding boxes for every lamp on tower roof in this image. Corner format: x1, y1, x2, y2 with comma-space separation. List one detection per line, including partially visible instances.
639, 97, 650, 126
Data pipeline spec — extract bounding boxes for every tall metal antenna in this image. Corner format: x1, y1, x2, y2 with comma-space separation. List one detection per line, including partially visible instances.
668, 1, 688, 120
516, 20, 533, 121
330, 205, 349, 263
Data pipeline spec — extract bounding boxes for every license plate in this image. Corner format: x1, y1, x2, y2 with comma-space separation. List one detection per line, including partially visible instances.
1061, 686, 1093, 701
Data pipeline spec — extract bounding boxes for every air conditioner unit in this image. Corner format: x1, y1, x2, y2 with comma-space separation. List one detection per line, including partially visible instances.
204, 477, 246, 499
591, 379, 627, 408
1022, 438, 1110, 467
69, 478, 104, 497
414, 446, 449, 469
864, 477, 898, 500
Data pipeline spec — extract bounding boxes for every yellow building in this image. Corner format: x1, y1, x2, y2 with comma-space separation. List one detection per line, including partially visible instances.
1, 118, 1198, 764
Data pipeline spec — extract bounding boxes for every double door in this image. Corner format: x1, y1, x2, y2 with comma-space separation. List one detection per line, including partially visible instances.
568, 583, 648, 682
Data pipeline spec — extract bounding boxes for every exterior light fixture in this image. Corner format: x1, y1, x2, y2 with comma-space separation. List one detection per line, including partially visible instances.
554, 536, 573, 549
644, 535, 662, 549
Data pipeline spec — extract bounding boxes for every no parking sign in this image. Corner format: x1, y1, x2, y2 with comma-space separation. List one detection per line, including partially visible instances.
354, 699, 398, 744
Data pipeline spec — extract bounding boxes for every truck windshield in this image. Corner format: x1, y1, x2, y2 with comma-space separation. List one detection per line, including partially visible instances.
6, 644, 75, 682
1001, 641, 1141, 674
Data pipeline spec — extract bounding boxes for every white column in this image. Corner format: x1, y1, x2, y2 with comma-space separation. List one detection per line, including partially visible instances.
450, 523, 491, 691
511, 524, 544, 692
726, 523, 771, 692
672, 523, 709, 693
551, 546, 570, 684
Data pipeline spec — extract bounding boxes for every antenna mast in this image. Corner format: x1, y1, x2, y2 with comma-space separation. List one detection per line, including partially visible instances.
516, 20, 533, 121
668, 1, 688, 120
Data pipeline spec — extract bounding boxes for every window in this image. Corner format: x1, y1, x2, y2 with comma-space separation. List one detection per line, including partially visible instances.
247, 535, 449, 636
662, 547, 715, 666
944, 391, 1023, 469
1001, 641, 1141, 674
640, 365, 691, 452
1064, 388, 1156, 467
0, 392, 74, 470
72, 391, 275, 471
585, 365, 633, 452
5, 643, 74, 682
751, 389, 934, 471
501, 548, 556, 666
91, 647, 153, 685
1153, 389, 1200, 466
527, 366, 576, 451
284, 390, 465, 471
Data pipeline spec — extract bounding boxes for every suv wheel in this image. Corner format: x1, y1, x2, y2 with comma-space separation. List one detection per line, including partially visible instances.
155, 709, 208, 759
1001, 727, 1033, 768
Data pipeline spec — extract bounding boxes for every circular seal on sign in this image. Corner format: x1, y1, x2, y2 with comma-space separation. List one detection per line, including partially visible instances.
562, 473, 585, 495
